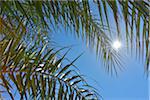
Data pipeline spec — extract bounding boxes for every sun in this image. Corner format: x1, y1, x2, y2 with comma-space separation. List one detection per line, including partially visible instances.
112, 40, 122, 50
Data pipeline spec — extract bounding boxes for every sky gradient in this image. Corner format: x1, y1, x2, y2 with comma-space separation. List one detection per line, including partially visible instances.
53, 28, 148, 100
2, 2, 148, 100
50, 2, 149, 99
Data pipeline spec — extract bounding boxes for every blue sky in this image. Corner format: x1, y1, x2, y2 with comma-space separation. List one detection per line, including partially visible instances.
52, 2, 149, 99
1, 2, 148, 100
53, 27, 148, 100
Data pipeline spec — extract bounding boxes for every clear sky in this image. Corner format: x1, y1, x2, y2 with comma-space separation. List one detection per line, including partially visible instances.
2, 2, 148, 100
52, 26, 148, 100
52, 2, 149, 99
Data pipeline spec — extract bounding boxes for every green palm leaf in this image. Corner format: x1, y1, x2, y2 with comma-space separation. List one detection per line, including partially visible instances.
0, 0, 149, 99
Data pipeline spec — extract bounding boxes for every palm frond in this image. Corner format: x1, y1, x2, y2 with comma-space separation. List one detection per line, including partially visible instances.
0, 1, 124, 74
0, 1, 149, 99
0, 10, 100, 99
0, 41, 99, 99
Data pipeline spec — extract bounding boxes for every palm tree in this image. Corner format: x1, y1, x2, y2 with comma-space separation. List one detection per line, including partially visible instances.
0, 0, 149, 99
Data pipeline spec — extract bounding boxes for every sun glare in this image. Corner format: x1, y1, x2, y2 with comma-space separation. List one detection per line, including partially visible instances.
112, 40, 122, 50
